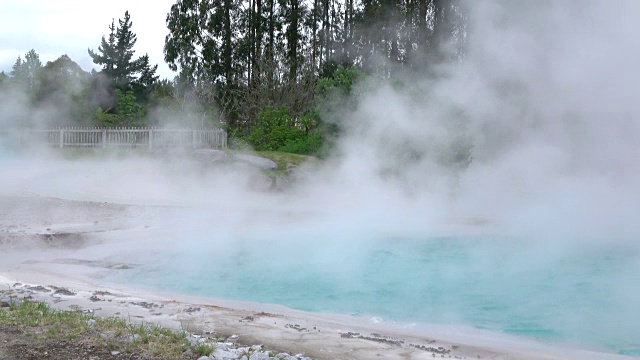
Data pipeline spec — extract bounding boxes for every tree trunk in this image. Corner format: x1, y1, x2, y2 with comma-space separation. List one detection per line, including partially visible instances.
312, 0, 319, 72
322, 0, 330, 67
433, 0, 449, 51
223, 0, 233, 86
288, 0, 300, 81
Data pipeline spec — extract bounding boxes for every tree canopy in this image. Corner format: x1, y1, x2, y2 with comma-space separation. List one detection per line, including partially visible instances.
10, 49, 43, 93
88, 11, 159, 91
1, 1, 467, 156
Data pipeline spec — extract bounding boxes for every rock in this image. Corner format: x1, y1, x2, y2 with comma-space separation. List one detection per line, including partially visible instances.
232, 154, 277, 170
250, 345, 262, 352
188, 335, 206, 347
111, 350, 121, 356
249, 352, 271, 360
0, 297, 11, 307
87, 319, 96, 326
197, 357, 212, 360
52, 288, 76, 296
211, 348, 241, 359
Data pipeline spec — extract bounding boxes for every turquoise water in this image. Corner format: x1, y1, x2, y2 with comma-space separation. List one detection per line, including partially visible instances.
111, 234, 640, 356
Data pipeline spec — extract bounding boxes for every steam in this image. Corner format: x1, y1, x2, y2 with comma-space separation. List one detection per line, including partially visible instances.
2, 1, 640, 353
2, 1, 639, 239
299, 0, 640, 242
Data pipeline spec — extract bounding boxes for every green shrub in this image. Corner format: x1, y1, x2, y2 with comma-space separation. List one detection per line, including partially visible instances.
248, 106, 305, 151
279, 128, 324, 155
94, 89, 145, 127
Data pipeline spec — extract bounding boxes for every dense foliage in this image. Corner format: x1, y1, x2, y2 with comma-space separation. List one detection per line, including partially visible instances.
1, 0, 465, 156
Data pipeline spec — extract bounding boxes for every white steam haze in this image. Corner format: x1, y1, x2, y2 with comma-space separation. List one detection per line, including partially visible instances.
1, 0, 640, 355
287, 0, 640, 243
2, 0, 638, 227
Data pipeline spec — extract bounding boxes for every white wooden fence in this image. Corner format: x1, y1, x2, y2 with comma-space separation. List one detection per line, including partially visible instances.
0, 127, 227, 149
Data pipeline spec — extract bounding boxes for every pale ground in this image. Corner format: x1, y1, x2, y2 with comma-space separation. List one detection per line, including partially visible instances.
0, 195, 634, 360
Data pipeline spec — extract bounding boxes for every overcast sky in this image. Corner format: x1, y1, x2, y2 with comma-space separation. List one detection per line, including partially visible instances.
0, 1, 177, 79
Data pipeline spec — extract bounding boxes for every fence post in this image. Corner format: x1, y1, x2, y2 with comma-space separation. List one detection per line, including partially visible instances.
149, 128, 153, 149
59, 129, 64, 148
102, 129, 107, 148
192, 130, 197, 149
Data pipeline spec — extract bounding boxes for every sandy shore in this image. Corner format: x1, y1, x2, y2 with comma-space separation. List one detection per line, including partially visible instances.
0, 195, 633, 360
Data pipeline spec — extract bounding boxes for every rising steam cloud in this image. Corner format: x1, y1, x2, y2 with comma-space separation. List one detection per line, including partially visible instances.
1, 3, 639, 354
306, 0, 640, 242
2, 0, 640, 242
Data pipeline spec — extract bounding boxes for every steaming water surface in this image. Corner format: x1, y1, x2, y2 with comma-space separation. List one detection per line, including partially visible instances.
109, 229, 640, 356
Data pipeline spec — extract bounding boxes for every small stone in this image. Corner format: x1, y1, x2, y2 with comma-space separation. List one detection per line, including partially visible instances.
212, 348, 240, 359
87, 319, 96, 326
188, 335, 206, 347
197, 356, 211, 360
249, 352, 271, 360
111, 351, 120, 356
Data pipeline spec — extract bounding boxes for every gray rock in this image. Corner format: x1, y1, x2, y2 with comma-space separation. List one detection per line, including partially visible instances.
188, 335, 206, 347
197, 357, 212, 360
212, 348, 241, 360
111, 351, 121, 356
250, 345, 262, 352
232, 154, 278, 170
87, 319, 96, 326
0, 297, 11, 307
249, 352, 271, 360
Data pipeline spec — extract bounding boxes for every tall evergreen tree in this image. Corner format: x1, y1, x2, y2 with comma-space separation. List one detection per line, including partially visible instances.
0, 71, 7, 87
10, 49, 43, 93
88, 11, 158, 90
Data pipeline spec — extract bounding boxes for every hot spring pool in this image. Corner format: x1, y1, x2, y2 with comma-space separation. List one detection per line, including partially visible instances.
108, 234, 640, 356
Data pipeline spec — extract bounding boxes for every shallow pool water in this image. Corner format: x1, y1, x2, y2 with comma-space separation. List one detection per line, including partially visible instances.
110, 234, 640, 356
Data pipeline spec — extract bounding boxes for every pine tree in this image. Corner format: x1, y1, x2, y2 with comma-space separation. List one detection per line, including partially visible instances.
10, 49, 43, 93
88, 11, 158, 90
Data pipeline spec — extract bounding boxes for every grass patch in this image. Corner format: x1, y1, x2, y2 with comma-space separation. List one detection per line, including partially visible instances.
253, 151, 319, 171
224, 149, 320, 173
0, 300, 212, 359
